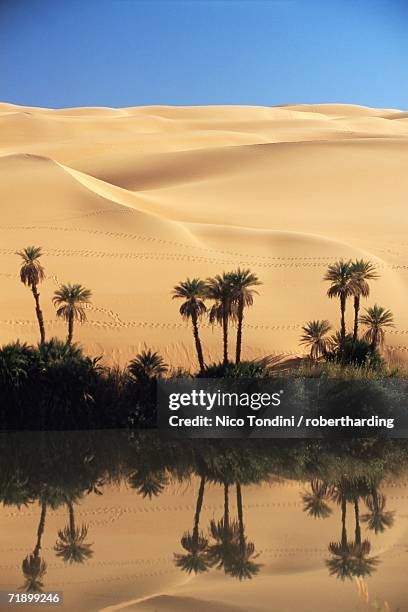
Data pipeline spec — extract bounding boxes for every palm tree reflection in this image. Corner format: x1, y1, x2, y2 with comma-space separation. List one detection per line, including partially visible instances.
175, 476, 261, 580
302, 479, 333, 519
301, 477, 384, 581
225, 483, 261, 580
362, 486, 395, 535
21, 553, 47, 593
350, 496, 379, 579
54, 500, 93, 564
174, 475, 212, 574
207, 482, 239, 571
326, 488, 355, 580
21, 502, 48, 593
302, 476, 389, 581
128, 468, 169, 499
1, 432, 401, 592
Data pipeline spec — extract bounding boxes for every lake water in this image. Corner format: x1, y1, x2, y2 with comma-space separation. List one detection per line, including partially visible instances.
0, 431, 407, 611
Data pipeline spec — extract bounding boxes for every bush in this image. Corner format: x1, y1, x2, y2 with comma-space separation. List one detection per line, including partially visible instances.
0, 339, 102, 429
33, 339, 102, 429
0, 341, 38, 427
0, 341, 172, 430
287, 361, 389, 380
196, 360, 269, 378
0, 337, 396, 430
325, 335, 384, 370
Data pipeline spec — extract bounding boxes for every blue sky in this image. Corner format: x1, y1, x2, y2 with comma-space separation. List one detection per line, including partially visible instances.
1, 0, 407, 108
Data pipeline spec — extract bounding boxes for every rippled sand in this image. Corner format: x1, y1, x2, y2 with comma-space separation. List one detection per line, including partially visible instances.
1, 103, 408, 366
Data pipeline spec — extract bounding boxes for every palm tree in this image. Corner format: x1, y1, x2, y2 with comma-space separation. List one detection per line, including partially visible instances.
37, 337, 86, 363
172, 278, 207, 372
362, 491, 394, 535
226, 483, 261, 580
350, 260, 379, 342
300, 320, 332, 361
359, 304, 394, 350
206, 273, 236, 367
128, 349, 168, 381
174, 475, 211, 574
53, 283, 92, 345
229, 269, 261, 365
302, 479, 333, 518
127, 349, 168, 428
324, 260, 356, 352
54, 501, 93, 564
17, 246, 46, 343
0, 341, 35, 389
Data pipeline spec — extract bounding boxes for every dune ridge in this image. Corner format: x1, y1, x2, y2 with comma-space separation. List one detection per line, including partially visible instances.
0, 102, 407, 365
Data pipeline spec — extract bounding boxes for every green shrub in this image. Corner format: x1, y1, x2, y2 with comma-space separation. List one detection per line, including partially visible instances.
197, 360, 269, 378
325, 334, 384, 370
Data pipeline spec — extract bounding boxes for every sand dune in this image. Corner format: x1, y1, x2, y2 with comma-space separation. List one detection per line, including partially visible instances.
132, 595, 249, 611
0, 102, 407, 366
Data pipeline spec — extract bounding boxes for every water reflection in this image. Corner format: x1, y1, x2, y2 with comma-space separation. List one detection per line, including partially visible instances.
21, 502, 47, 592
18, 492, 94, 592
54, 500, 93, 564
302, 477, 393, 581
174, 475, 210, 574
0, 431, 407, 609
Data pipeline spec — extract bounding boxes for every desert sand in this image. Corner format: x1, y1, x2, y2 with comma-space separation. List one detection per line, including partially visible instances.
0, 102, 407, 366
1, 476, 407, 611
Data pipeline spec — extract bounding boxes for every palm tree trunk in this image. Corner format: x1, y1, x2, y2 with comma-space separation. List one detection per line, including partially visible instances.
193, 476, 206, 544
67, 312, 74, 345
354, 499, 361, 546
340, 293, 347, 363
32, 283, 46, 344
371, 328, 379, 352
33, 503, 47, 558
222, 305, 229, 367
353, 295, 360, 342
341, 497, 347, 547
340, 294, 346, 344
236, 482, 245, 549
191, 312, 205, 372
235, 297, 244, 365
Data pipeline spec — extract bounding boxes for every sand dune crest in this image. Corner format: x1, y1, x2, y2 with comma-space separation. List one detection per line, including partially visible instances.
0, 102, 407, 365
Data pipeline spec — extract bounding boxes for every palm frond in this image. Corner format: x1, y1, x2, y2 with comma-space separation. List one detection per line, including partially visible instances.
53, 283, 92, 323
17, 246, 45, 287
